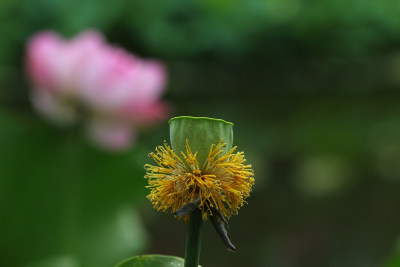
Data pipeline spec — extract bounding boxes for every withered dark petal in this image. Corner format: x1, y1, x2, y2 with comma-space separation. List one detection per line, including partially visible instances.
210, 213, 237, 252
173, 198, 201, 217
212, 208, 229, 227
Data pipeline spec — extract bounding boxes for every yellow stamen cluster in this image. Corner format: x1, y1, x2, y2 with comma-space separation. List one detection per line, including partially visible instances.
145, 139, 254, 221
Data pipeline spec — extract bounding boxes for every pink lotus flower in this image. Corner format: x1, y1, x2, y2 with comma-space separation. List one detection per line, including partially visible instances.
26, 30, 168, 151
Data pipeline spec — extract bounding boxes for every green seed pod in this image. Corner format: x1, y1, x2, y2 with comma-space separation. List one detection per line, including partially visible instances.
169, 116, 234, 166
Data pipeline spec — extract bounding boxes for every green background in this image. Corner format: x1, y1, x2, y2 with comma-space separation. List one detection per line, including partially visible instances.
2, 0, 400, 266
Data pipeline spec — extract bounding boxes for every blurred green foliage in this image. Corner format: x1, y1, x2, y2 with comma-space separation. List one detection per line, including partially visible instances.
2, 0, 400, 266
385, 238, 400, 267
0, 110, 152, 266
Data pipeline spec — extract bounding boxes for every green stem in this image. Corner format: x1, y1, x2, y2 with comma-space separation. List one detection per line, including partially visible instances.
184, 209, 203, 267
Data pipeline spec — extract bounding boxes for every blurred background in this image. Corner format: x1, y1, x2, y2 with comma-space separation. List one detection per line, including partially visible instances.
2, 0, 400, 266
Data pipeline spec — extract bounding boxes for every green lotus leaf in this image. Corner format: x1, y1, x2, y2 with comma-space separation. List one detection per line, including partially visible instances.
115, 255, 201, 267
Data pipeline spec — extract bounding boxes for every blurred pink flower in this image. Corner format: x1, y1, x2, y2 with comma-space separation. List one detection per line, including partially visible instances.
26, 30, 168, 151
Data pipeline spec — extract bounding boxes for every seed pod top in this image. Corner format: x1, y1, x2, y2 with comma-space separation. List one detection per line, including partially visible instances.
169, 116, 234, 166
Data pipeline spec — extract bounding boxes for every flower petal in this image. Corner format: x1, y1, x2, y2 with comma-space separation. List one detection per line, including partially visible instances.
31, 91, 76, 125
26, 31, 62, 91
86, 118, 135, 151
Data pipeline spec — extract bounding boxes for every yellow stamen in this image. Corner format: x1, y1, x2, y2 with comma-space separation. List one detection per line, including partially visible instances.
144, 139, 254, 222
